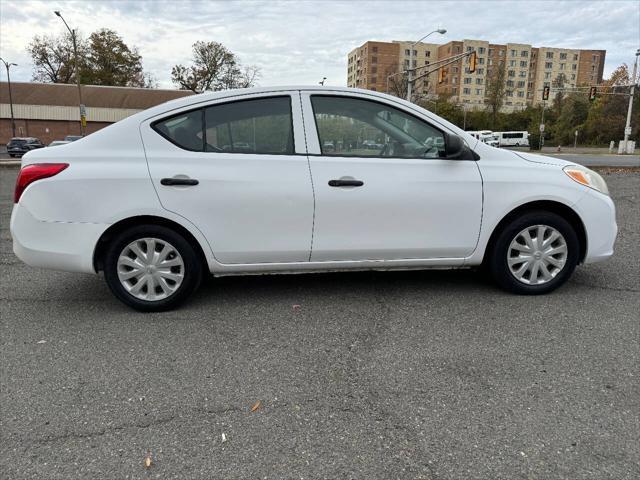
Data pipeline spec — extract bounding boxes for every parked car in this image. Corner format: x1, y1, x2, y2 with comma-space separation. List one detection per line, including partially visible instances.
10, 86, 617, 311
48, 140, 71, 147
6, 137, 45, 157
64, 135, 83, 142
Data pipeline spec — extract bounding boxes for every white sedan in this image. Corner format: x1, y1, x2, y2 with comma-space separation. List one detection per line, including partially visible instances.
10, 86, 617, 311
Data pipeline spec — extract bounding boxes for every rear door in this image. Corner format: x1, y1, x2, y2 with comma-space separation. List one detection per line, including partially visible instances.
301, 91, 483, 262
141, 92, 314, 264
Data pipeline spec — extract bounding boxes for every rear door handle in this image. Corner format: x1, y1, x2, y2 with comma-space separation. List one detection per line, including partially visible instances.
160, 177, 199, 186
328, 179, 364, 187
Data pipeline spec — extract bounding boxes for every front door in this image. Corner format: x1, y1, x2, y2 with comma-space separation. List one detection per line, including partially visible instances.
141, 93, 314, 264
302, 92, 483, 262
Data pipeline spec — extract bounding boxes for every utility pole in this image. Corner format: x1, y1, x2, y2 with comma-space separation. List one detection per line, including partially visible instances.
622, 49, 640, 153
0, 58, 17, 137
539, 101, 546, 150
406, 28, 446, 103
54, 10, 85, 136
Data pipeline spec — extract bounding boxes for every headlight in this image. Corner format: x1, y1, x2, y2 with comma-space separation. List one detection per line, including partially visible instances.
563, 165, 609, 195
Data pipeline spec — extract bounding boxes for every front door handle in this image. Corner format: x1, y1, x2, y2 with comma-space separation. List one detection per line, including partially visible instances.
160, 177, 199, 186
328, 179, 364, 187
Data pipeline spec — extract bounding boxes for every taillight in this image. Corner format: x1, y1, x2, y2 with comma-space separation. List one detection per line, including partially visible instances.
14, 163, 69, 203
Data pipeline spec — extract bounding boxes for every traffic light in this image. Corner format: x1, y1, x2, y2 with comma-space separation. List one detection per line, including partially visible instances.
438, 67, 447, 84
542, 86, 550, 101
468, 51, 477, 73
589, 86, 597, 101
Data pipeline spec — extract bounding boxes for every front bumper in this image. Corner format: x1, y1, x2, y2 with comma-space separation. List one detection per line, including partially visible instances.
10, 203, 108, 274
572, 188, 617, 264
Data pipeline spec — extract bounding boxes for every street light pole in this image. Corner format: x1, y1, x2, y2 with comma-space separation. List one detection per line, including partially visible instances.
406, 28, 446, 103
622, 48, 640, 153
0, 58, 17, 137
54, 10, 84, 136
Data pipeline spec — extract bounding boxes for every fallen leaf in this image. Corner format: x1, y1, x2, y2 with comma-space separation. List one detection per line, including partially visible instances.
250, 400, 261, 412
221, 432, 227, 443
144, 454, 152, 468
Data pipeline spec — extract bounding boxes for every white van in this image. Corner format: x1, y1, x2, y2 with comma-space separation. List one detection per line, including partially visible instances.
497, 131, 529, 147
467, 130, 499, 147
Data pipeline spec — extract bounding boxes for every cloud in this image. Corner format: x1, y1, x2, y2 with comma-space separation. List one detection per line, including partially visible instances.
1, 0, 638, 89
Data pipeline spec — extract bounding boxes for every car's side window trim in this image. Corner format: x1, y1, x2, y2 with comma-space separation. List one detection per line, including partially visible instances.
150, 95, 297, 156
308, 94, 451, 161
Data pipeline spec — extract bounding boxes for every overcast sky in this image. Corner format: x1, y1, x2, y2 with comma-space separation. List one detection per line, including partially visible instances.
1, 0, 638, 89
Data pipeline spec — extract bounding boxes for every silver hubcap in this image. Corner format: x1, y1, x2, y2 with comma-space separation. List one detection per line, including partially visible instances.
507, 225, 568, 285
117, 238, 185, 301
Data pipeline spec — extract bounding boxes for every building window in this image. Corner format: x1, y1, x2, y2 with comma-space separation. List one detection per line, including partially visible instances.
521, 50, 529, 57
592, 54, 598, 62
520, 60, 527, 67
464, 77, 472, 84
506, 80, 514, 87
476, 77, 483, 85
425, 60, 430, 65
545, 62, 552, 69
545, 72, 551, 79
372, 46, 378, 53
572, 64, 577, 70
546, 51, 553, 59
488, 48, 494, 56
517, 80, 525, 88
467, 46, 474, 52
508, 70, 516, 77
511, 49, 517, 57
452, 87, 457, 94
371, 67, 377, 74
412, 60, 417, 67
463, 87, 471, 94
517, 91, 525, 97
571, 73, 576, 80
404, 59, 410, 67
371, 77, 377, 84
509, 60, 516, 67
498, 50, 504, 56
425, 51, 431, 57
371, 56, 377, 64
405, 49, 410, 56
560, 52, 567, 60
560, 63, 565, 70
476, 68, 484, 74
453, 66, 458, 73
519, 71, 526, 77
479, 47, 486, 54
476, 88, 483, 95
478, 57, 484, 65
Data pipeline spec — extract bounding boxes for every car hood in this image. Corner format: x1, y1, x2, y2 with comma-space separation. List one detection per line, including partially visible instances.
512, 150, 578, 168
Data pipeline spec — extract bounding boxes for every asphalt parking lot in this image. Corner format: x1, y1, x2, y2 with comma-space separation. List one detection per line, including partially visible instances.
1, 168, 639, 479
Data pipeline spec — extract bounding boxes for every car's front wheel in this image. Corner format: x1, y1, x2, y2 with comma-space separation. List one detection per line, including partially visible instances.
104, 225, 203, 311
489, 211, 579, 294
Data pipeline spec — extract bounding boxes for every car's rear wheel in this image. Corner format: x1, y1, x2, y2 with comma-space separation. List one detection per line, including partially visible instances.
104, 225, 202, 311
489, 211, 579, 294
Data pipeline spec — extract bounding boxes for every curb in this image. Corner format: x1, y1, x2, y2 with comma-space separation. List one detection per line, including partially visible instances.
0, 161, 21, 168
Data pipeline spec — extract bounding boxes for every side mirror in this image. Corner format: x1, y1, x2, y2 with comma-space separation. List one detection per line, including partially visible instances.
443, 132, 464, 158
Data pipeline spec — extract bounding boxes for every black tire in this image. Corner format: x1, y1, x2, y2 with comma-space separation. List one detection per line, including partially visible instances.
488, 210, 579, 295
103, 225, 203, 312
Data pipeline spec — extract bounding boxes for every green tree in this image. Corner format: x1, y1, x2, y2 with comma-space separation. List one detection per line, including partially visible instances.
82, 29, 149, 87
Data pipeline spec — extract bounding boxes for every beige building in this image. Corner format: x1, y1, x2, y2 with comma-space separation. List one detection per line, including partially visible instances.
347, 38, 605, 111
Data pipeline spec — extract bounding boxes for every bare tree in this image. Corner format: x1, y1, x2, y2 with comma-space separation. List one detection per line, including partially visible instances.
385, 63, 408, 99
171, 41, 259, 93
485, 60, 506, 124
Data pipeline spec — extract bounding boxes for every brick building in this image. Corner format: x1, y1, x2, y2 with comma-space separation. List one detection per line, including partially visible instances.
347, 38, 606, 111
0, 82, 194, 144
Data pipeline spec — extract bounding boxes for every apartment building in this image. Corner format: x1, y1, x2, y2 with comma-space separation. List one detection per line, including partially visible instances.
347, 38, 605, 111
